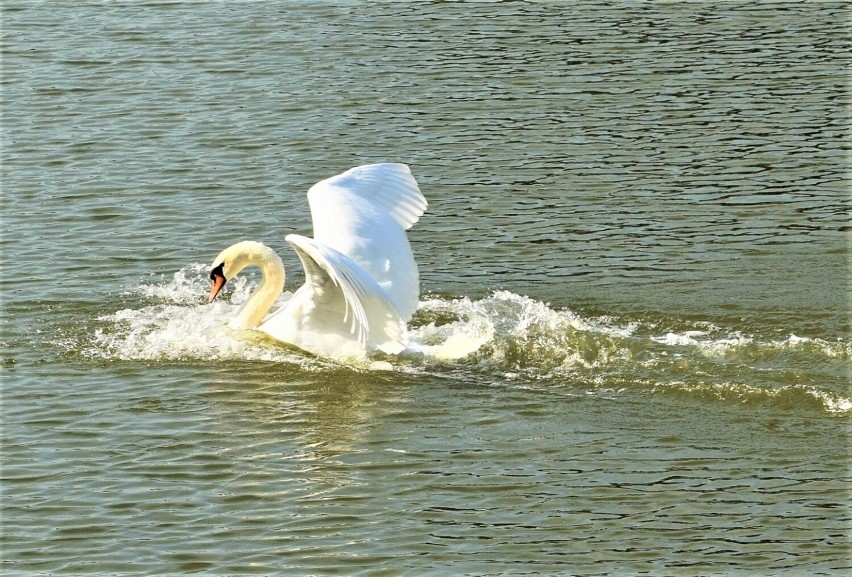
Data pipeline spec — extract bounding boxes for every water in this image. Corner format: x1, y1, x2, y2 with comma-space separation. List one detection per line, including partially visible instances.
2, 1, 850, 575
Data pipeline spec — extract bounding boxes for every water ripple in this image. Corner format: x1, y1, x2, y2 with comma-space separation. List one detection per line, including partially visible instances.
2, 2, 849, 575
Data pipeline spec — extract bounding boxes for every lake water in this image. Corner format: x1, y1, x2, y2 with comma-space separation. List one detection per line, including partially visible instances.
2, 2, 850, 575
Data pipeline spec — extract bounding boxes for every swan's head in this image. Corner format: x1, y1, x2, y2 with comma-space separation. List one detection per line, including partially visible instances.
208, 262, 228, 303
208, 240, 275, 303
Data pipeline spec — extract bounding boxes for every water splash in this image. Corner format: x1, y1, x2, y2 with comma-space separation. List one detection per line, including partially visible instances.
87, 266, 304, 364
409, 291, 639, 371
79, 265, 850, 415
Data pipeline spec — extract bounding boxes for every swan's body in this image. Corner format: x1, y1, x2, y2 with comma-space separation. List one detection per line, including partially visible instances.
208, 163, 427, 359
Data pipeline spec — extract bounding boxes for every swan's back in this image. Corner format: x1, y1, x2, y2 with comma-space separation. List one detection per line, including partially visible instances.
306, 163, 427, 321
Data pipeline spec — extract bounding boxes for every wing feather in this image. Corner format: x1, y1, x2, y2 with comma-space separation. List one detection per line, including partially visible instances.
282, 234, 406, 353
310, 163, 426, 230
305, 163, 426, 321
286, 234, 369, 344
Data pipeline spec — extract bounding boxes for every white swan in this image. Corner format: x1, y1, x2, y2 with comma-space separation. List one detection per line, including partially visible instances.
207, 163, 427, 359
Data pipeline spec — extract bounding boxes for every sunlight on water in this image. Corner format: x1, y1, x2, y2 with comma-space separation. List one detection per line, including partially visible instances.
4, 2, 850, 573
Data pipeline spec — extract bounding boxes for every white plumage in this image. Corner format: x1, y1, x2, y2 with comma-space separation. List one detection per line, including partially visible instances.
208, 163, 427, 359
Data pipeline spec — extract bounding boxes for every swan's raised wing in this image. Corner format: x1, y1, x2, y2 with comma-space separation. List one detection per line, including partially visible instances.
259, 234, 406, 355
306, 163, 427, 321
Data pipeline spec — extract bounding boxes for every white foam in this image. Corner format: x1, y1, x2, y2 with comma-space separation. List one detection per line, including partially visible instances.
780, 333, 849, 358
808, 389, 852, 414
85, 265, 301, 364
76, 267, 851, 415
408, 291, 639, 372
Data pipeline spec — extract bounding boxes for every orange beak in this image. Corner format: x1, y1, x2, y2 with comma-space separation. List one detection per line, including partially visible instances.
209, 274, 226, 303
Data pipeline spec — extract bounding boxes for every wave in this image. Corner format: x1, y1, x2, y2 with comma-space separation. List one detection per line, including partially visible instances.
76, 265, 851, 415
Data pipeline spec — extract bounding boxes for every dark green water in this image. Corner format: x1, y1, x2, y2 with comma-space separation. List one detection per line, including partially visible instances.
2, 2, 849, 575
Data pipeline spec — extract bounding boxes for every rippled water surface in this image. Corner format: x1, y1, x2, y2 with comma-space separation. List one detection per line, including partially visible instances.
2, 2, 850, 575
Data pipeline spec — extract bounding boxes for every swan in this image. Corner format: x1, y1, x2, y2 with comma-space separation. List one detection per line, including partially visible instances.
207, 163, 428, 359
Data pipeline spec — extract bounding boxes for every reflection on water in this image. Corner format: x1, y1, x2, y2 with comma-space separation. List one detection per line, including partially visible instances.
5, 358, 847, 574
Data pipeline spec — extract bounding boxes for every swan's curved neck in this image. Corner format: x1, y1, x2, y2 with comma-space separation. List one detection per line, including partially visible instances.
229, 245, 285, 330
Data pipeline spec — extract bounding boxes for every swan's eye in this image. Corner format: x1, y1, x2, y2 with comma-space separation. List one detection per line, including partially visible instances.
210, 263, 225, 281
